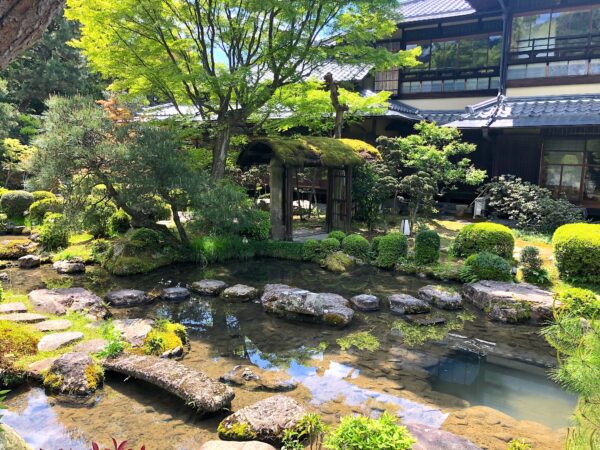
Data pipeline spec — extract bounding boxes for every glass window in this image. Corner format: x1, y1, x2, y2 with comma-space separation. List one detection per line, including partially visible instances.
431, 80, 443, 92
476, 78, 489, 90
526, 63, 547, 78
431, 40, 457, 69
531, 13, 552, 49
401, 82, 412, 94
421, 81, 432, 93
490, 77, 500, 89
508, 64, 527, 79
465, 78, 478, 90
591, 59, 600, 74
488, 36, 503, 66
549, 60, 568, 77
567, 60, 588, 76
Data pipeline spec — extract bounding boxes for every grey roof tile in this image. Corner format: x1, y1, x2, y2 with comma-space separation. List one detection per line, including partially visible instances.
397, 0, 476, 23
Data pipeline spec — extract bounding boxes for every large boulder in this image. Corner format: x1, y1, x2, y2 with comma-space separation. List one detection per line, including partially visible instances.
388, 294, 431, 315
200, 442, 276, 450
113, 319, 154, 347
53, 260, 86, 274
407, 423, 482, 450
463, 281, 555, 324
418, 285, 463, 310
28, 287, 109, 319
191, 279, 228, 296
105, 289, 151, 307
218, 395, 306, 444
261, 284, 353, 327
222, 284, 259, 302
349, 294, 380, 312
220, 365, 297, 392
0, 424, 33, 450
43, 352, 103, 396
37, 331, 83, 352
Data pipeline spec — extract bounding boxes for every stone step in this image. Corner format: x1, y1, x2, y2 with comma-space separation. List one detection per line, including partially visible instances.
0, 302, 27, 314
37, 331, 84, 352
0, 312, 47, 323
34, 319, 72, 332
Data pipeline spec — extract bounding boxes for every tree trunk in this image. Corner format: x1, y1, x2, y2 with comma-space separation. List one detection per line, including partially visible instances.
170, 202, 190, 247
324, 73, 349, 139
211, 121, 230, 181
0, 0, 65, 69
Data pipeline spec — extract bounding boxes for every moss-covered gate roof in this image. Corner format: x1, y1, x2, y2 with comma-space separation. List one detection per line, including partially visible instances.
237, 137, 381, 168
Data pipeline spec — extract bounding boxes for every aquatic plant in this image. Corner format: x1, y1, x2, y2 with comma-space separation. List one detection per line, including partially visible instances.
337, 331, 380, 352
42, 276, 73, 289
92, 439, 146, 450
282, 413, 329, 450
392, 311, 475, 346
324, 411, 415, 450
507, 439, 533, 450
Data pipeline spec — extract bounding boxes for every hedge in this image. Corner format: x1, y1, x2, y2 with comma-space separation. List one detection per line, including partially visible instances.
414, 230, 440, 265
454, 222, 514, 259
375, 233, 408, 269
553, 223, 600, 283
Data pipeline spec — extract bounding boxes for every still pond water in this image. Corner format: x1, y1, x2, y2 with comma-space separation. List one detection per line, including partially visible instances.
3, 259, 577, 449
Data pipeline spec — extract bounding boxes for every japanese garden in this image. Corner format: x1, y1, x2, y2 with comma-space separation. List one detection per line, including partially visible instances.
1, 0, 600, 449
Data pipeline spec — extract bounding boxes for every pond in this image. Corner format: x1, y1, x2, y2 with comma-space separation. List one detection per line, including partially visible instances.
2, 258, 577, 450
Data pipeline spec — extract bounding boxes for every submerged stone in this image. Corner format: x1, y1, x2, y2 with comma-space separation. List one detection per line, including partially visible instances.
261, 284, 353, 327
418, 285, 463, 310
43, 352, 103, 396
218, 395, 306, 444
0, 424, 33, 450
388, 294, 431, 315
349, 294, 380, 311
407, 423, 482, 450
28, 287, 109, 320
220, 365, 297, 392
222, 284, 259, 302
105, 289, 151, 307
191, 279, 228, 296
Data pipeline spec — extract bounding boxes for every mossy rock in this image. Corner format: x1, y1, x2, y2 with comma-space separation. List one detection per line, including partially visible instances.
321, 251, 353, 273
217, 421, 258, 441
0, 239, 33, 259
143, 320, 188, 356
43, 352, 104, 396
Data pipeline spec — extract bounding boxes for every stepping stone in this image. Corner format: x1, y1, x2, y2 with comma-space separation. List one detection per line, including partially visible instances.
160, 287, 191, 301
34, 319, 72, 332
27, 357, 58, 380
221, 284, 259, 302
0, 312, 47, 323
43, 352, 104, 395
53, 260, 86, 274
103, 354, 234, 415
405, 316, 447, 326
18, 254, 41, 269
37, 331, 84, 352
418, 285, 463, 310
113, 319, 154, 347
105, 289, 151, 307
190, 279, 228, 296
388, 294, 431, 315
0, 302, 27, 314
220, 365, 297, 392
73, 338, 108, 355
28, 287, 109, 319
349, 294, 380, 312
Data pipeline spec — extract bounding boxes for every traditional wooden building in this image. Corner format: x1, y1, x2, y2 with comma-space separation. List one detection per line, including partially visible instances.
344, 0, 600, 212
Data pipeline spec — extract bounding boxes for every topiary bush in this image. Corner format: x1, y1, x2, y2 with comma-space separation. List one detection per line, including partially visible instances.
108, 209, 132, 235
320, 237, 341, 256
0, 190, 34, 219
324, 412, 415, 450
460, 252, 513, 283
82, 198, 117, 238
28, 197, 63, 224
414, 229, 440, 265
328, 230, 346, 243
553, 223, 600, 284
520, 245, 550, 286
128, 227, 162, 248
342, 234, 371, 260
39, 213, 70, 251
303, 239, 321, 261
454, 222, 514, 259
31, 191, 55, 202
375, 232, 408, 269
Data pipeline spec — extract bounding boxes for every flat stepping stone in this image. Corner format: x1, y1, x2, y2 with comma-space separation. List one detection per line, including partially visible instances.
18, 254, 41, 269
29, 287, 109, 319
160, 287, 191, 301
190, 279, 228, 296
0, 302, 27, 314
34, 319, 72, 332
0, 312, 47, 323
418, 285, 462, 310
349, 294, 380, 312
37, 331, 84, 352
105, 289, 151, 307
73, 338, 108, 355
405, 315, 447, 326
388, 294, 431, 315
27, 356, 58, 380
103, 354, 234, 414
221, 284, 259, 301
113, 319, 154, 347
53, 260, 86, 274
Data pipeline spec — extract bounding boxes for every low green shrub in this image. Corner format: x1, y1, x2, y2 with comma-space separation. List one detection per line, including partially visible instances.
321, 251, 353, 273
320, 237, 341, 256
0, 190, 34, 219
328, 230, 346, 243
454, 222, 515, 259
282, 413, 328, 450
553, 223, 600, 283
90, 239, 111, 262
371, 236, 383, 256
28, 197, 63, 224
342, 234, 371, 260
255, 240, 305, 261
191, 235, 256, 263
520, 245, 550, 286
460, 252, 512, 283
303, 239, 321, 261
31, 191, 55, 202
375, 233, 408, 269
83, 198, 117, 238
239, 210, 271, 241
108, 209, 132, 235
556, 288, 600, 319
128, 228, 162, 248
39, 213, 70, 251
414, 229, 440, 265
324, 412, 415, 450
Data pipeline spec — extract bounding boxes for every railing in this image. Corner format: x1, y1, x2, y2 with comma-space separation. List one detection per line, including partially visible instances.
401, 66, 501, 82
509, 33, 600, 64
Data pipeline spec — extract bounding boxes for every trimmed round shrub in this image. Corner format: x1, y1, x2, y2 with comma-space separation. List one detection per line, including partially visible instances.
29, 197, 63, 224
461, 252, 512, 282
414, 229, 440, 265
303, 239, 321, 261
454, 222, 514, 259
371, 236, 383, 256
0, 190, 34, 219
128, 228, 162, 248
83, 199, 117, 238
342, 234, 371, 260
328, 230, 346, 243
31, 191, 55, 202
39, 213, 70, 251
556, 288, 600, 319
320, 237, 341, 256
375, 232, 408, 269
553, 223, 600, 283
108, 209, 132, 235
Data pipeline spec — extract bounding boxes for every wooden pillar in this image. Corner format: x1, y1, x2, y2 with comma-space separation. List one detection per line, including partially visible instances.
270, 159, 285, 240
283, 166, 294, 241
345, 166, 353, 232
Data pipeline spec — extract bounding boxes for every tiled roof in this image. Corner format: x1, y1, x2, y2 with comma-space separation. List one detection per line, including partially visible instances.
397, 0, 476, 23
445, 94, 600, 128
308, 60, 372, 82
